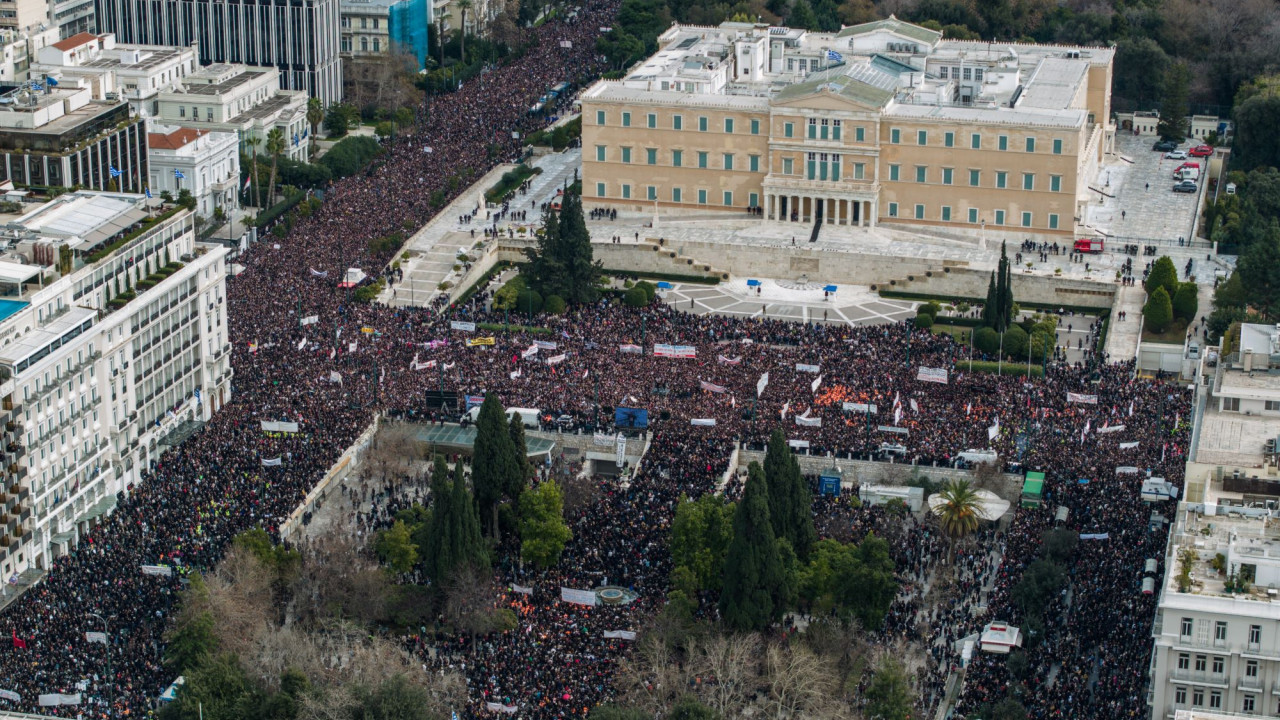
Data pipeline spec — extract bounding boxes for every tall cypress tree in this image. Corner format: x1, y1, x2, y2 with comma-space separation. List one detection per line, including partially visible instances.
982, 272, 997, 329
720, 462, 785, 631
556, 191, 602, 305
451, 458, 488, 572
994, 243, 1009, 332
1000, 242, 1015, 331
421, 456, 455, 583
472, 395, 521, 539
763, 429, 815, 559
508, 414, 531, 495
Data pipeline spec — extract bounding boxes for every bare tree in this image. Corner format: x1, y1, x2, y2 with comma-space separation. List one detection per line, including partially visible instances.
203, 546, 276, 659
442, 564, 509, 646
615, 632, 687, 713
291, 531, 390, 627
689, 633, 760, 717
764, 641, 839, 719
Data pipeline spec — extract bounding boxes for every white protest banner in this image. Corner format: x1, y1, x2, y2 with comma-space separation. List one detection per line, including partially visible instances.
328, 371, 342, 384
38, 693, 80, 707
909, 399, 919, 414
309, 268, 328, 278
85, 631, 107, 645
788, 439, 810, 449
510, 584, 533, 595
260, 421, 301, 433
619, 344, 643, 354
296, 338, 307, 350
1115, 466, 1143, 475
616, 433, 626, 467
1119, 441, 1139, 450
603, 630, 637, 640
348, 342, 357, 352
0, 690, 19, 701
522, 344, 539, 359
1096, 424, 1126, 435
534, 340, 558, 350
487, 703, 504, 713
843, 402, 877, 415
546, 353, 567, 365
988, 421, 1000, 440
1079, 533, 1110, 540
690, 418, 717, 426
916, 367, 949, 384
811, 374, 823, 393
1067, 392, 1098, 404
300, 315, 319, 326
796, 414, 822, 427
795, 363, 821, 373
717, 355, 741, 365
654, 344, 696, 358
560, 587, 598, 606
140, 565, 173, 577
450, 320, 477, 332
261, 457, 283, 467
593, 433, 614, 447
699, 380, 727, 394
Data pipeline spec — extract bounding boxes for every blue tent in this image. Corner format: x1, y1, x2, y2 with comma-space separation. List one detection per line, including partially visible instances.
746, 279, 761, 287
656, 281, 673, 289
824, 285, 838, 292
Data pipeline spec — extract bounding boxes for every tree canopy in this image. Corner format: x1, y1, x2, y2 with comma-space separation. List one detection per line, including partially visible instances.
719, 462, 785, 631
524, 190, 602, 305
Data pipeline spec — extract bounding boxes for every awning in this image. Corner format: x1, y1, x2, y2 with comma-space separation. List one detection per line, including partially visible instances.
0, 261, 41, 286
78, 495, 117, 523
416, 424, 555, 456
50, 531, 75, 545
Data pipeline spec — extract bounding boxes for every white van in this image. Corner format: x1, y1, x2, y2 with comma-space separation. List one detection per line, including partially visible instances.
1175, 167, 1200, 181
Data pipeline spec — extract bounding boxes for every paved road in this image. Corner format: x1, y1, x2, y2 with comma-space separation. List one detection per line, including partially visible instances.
1086, 134, 1206, 244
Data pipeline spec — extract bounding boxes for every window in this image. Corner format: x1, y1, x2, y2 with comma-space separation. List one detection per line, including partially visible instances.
1023, 173, 1034, 191
622, 112, 631, 127
783, 158, 793, 175
751, 118, 760, 135
373, 39, 380, 52
944, 131, 954, 148
596, 182, 606, 197
698, 152, 708, 169
832, 120, 841, 140
855, 127, 865, 142
971, 133, 981, 149
996, 171, 1008, 189
749, 155, 760, 172
673, 115, 683, 130
1215, 621, 1228, 645
672, 150, 682, 167
1177, 654, 1190, 670
968, 208, 978, 223
942, 168, 953, 185
595, 110, 606, 125
939, 66, 948, 78
1244, 696, 1256, 713
621, 147, 632, 164
647, 185, 657, 201
1193, 690, 1204, 707
1195, 656, 1207, 672
1053, 138, 1063, 154
647, 113, 656, 129
853, 162, 865, 179
969, 169, 981, 186
808, 119, 817, 139
784, 122, 794, 138
698, 189, 707, 205
749, 192, 758, 208
1267, 400, 1280, 412
724, 118, 734, 133
672, 187, 682, 202
1250, 625, 1261, 647
916, 166, 927, 183
1210, 691, 1222, 710
1247, 660, 1259, 678
1048, 214, 1059, 230
888, 202, 898, 217
595, 145, 606, 162
891, 128, 900, 144
917, 130, 928, 145
889, 164, 900, 181
1224, 397, 1240, 411
1025, 137, 1036, 153
698, 116, 708, 132
1212, 656, 1224, 674
723, 191, 733, 206
998, 135, 1008, 151
994, 209, 1005, 225
914, 204, 925, 219
723, 154, 734, 171
962, 67, 971, 80
1175, 688, 1186, 706
1021, 211, 1032, 227
621, 184, 631, 199
1050, 175, 1062, 192
941, 206, 951, 221
646, 148, 657, 165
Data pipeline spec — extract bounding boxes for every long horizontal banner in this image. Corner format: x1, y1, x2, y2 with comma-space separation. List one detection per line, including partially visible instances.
509, 584, 533, 595
260, 421, 300, 433
450, 320, 476, 332
38, 694, 80, 707
1119, 441, 1139, 450
1079, 533, 1110, 540
619, 344, 643, 354
691, 418, 717, 426
261, 457, 283, 467
560, 587, 598, 606
654, 344, 696, 358
1115, 466, 1142, 475
521, 344, 539, 359
1067, 392, 1098, 404
916, 366, 949, 384
796, 415, 822, 427
593, 433, 614, 447
546, 353, 567, 365
1096, 424, 1126, 435
534, 340, 558, 350
717, 355, 741, 365
603, 630, 637, 640
299, 314, 319, 326
699, 380, 727, 394
843, 402, 878, 414
467, 337, 496, 346
0, 689, 19, 701
140, 564, 173, 577
878, 425, 909, 435
486, 703, 519, 714
795, 363, 821, 373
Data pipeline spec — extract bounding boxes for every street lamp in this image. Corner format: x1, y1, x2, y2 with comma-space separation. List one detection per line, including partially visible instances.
87, 612, 114, 714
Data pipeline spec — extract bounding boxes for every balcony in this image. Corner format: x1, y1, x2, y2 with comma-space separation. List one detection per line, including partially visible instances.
1239, 676, 1264, 692
1169, 669, 1229, 687
762, 173, 880, 195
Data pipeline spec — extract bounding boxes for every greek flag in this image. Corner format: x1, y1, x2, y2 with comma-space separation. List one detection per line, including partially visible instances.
173, 169, 185, 180
827, 50, 843, 62
109, 166, 121, 178
144, 186, 152, 199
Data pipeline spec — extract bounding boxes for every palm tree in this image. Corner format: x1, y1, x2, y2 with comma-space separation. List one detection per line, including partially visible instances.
933, 479, 982, 540
246, 136, 262, 209
264, 128, 285, 210
456, 0, 473, 62
306, 98, 323, 158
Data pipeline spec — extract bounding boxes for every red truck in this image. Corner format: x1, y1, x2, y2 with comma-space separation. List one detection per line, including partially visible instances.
1074, 238, 1104, 254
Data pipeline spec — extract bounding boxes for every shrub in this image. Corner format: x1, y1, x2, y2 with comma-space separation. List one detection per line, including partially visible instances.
974, 326, 1000, 354
318, 135, 382, 178
1002, 325, 1029, 358
920, 300, 941, 318
635, 280, 657, 304
913, 312, 934, 329
1172, 281, 1199, 321
1143, 286, 1174, 333
515, 288, 543, 315
1145, 256, 1179, 298
622, 286, 649, 307
544, 295, 567, 314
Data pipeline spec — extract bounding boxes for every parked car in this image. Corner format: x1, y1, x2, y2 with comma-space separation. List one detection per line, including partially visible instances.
1173, 180, 1198, 193
1153, 139, 1178, 152
1165, 150, 1188, 160
1189, 145, 1214, 157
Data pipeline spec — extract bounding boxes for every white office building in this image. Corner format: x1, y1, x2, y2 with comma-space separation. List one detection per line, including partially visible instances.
0, 191, 231, 578
146, 125, 239, 218
31, 31, 197, 117
0, 26, 61, 82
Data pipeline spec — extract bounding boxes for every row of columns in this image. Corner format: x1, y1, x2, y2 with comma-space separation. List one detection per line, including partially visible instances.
764, 193, 876, 228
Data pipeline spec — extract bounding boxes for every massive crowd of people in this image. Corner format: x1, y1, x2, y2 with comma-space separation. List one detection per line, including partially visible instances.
0, 0, 1192, 716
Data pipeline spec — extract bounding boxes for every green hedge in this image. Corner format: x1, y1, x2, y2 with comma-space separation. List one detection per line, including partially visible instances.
254, 191, 306, 229
602, 269, 720, 285
454, 261, 514, 307
477, 322, 552, 335
958, 360, 1045, 378
930, 316, 984, 328
878, 289, 1112, 317
485, 165, 542, 204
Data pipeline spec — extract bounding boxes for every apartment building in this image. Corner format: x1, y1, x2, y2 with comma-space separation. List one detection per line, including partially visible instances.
51, 0, 96, 38
146, 125, 239, 218
580, 16, 1115, 241
0, 190, 230, 578
153, 63, 308, 162
92, 0, 342, 105
0, 0, 47, 32
339, 0, 431, 69
31, 31, 197, 116
0, 25, 61, 82
0, 81, 147, 193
